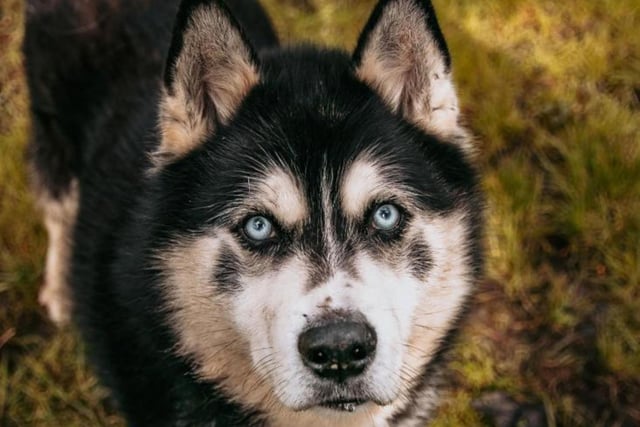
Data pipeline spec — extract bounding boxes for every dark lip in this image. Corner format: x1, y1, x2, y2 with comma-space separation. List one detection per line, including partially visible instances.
319, 399, 368, 412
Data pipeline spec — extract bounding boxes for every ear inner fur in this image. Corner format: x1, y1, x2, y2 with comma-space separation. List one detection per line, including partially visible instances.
353, 0, 471, 151
156, 0, 260, 166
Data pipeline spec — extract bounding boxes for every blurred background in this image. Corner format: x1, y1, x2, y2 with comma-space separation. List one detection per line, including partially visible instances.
0, 0, 638, 425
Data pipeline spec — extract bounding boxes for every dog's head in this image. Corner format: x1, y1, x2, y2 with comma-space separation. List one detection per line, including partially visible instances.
151, 0, 482, 421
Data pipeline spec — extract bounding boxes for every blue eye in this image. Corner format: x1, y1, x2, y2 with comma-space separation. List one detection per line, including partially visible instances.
244, 216, 273, 241
372, 204, 401, 230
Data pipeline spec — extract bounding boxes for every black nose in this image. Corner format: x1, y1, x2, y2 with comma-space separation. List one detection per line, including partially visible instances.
298, 321, 377, 382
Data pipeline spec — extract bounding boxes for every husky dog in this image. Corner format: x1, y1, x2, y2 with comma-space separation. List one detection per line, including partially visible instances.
24, 0, 483, 425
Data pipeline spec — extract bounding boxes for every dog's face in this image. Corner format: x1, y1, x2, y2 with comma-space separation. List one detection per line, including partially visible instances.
151, 0, 481, 420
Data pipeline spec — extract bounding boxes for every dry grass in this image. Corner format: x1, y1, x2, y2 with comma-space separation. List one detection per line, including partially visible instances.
1, 0, 639, 426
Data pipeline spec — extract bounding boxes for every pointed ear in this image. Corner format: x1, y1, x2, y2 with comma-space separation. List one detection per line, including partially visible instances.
156, 0, 260, 166
353, 0, 470, 151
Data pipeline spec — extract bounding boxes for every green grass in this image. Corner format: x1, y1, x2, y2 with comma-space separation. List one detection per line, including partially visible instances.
1, 0, 639, 425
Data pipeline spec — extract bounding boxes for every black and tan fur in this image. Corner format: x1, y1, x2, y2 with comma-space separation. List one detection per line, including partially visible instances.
24, 0, 483, 425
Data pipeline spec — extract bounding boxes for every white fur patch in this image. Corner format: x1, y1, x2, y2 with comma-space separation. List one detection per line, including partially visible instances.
231, 258, 399, 426
38, 180, 79, 325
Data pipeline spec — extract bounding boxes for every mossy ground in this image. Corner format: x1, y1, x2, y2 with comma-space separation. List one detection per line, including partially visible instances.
1, 0, 638, 425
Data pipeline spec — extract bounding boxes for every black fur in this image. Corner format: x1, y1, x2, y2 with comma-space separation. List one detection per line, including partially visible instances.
25, 0, 483, 425
214, 245, 243, 293
23, 0, 179, 199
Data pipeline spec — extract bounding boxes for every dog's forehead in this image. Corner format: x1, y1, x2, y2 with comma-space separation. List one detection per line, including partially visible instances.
242, 151, 412, 223
203, 52, 466, 221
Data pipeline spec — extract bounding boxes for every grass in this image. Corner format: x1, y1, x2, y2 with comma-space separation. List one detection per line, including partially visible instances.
1, 0, 639, 425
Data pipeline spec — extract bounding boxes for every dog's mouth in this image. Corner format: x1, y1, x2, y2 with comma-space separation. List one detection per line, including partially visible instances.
319, 399, 368, 412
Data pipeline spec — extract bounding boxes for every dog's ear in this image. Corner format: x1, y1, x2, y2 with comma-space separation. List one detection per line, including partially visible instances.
155, 0, 260, 166
353, 0, 469, 150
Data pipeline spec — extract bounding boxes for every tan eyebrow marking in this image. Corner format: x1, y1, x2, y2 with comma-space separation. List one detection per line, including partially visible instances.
249, 168, 308, 227
340, 158, 387, 218
341, 156, 417, 220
